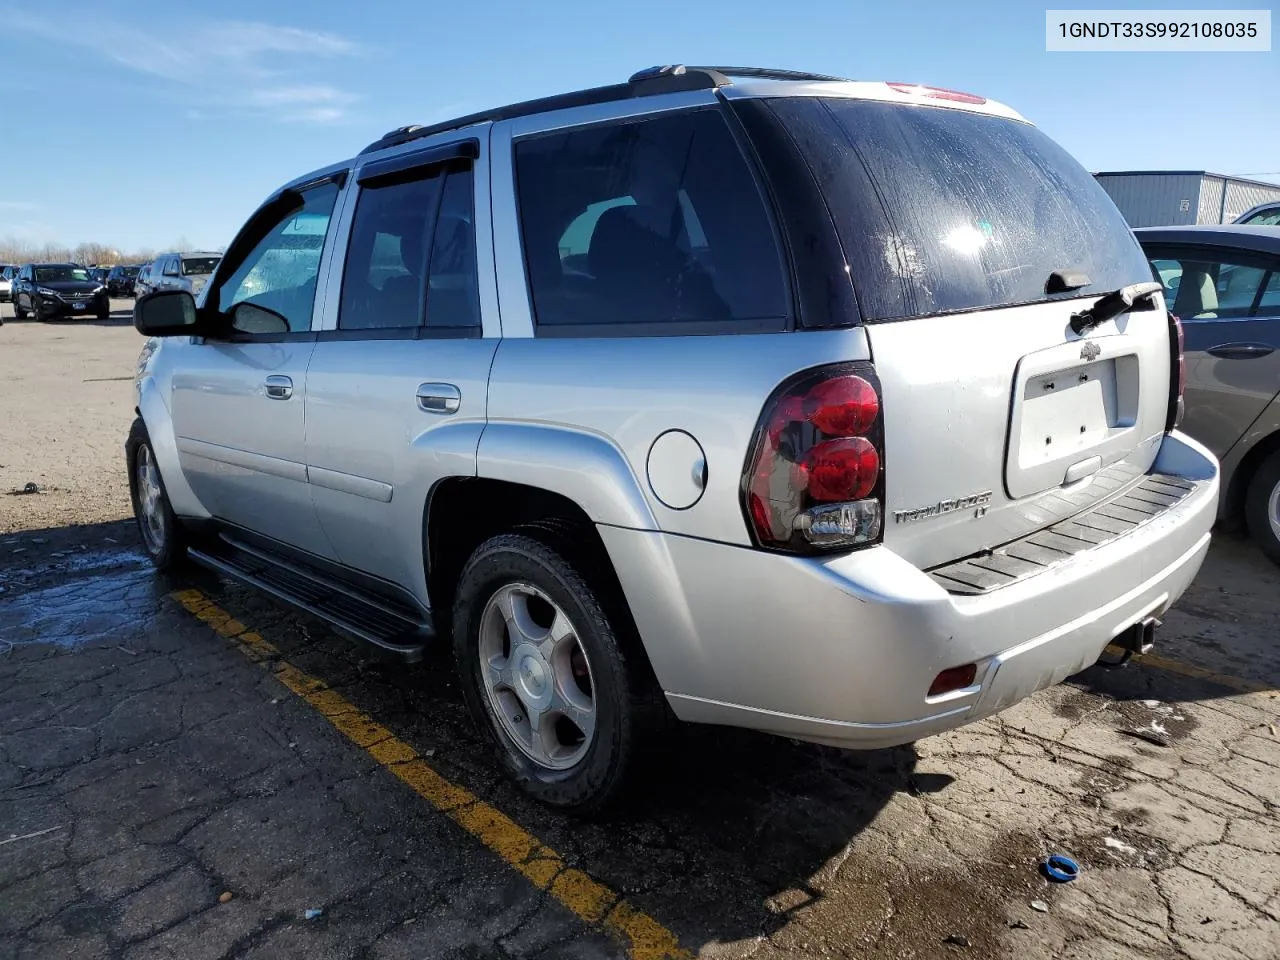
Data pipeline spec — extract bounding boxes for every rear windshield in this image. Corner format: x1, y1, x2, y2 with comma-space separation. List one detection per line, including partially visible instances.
767, 98, 1152, 322
181, 257, 220, 276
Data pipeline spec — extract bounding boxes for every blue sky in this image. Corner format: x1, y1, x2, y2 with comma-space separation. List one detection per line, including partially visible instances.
2, 0, 1276, 251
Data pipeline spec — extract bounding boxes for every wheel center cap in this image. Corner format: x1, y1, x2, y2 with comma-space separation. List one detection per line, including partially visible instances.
517, 653, 547, 699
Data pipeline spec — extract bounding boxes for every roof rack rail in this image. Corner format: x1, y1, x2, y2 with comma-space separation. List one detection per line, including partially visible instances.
630, 65, 849, 84
358, 63, 846, 156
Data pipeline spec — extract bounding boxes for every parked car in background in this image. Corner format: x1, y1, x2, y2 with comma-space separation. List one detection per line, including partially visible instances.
89, 267, 111, 285
1137, 225, 1280, 564
148, 251, 221, 300
128, 65, 1218, 811
107, 264, 141, 297
134, 262, 155, 299
1234, 201, 1280, 227
12, 262, 110, 320
0, 264, 17, 302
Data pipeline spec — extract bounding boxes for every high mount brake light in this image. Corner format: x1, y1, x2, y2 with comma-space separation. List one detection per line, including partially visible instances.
886, 82, 987, 105
742, 364, 885, 553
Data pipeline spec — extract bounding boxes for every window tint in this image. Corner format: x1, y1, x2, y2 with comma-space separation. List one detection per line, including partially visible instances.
339, 169, 440, 330
425, 167, 480, 329
339, 164, 480, 332
217, 181, 339, 332
1259, 271, 1280, 314
1144, 247, 1273, 320
770, 98, 1153, 322
514, 107, 787, 330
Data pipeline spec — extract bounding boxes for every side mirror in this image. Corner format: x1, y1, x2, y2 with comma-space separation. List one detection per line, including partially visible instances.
133, 289, 205, 337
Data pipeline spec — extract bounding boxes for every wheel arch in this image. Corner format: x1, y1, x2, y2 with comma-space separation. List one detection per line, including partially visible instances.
423, 475, 662, 688
1223, 424, 1280, 526
134, 379, 210, 520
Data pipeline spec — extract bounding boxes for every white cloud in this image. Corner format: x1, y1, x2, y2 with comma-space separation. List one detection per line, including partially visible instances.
5, 11, 361, 123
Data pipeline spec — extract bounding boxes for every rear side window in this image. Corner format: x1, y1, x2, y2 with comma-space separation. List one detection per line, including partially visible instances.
339, 164, 480, 333
513, 107, 788, 333
768, 98, 1152, 321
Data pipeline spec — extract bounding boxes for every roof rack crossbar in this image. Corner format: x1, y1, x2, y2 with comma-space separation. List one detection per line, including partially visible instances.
358, 63, 846, 156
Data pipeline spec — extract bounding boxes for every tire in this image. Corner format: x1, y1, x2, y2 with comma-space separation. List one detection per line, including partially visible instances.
126, 418, 188, 571
13, 298, 26, 319
452, 532, 661, 813
32, 299, 44, 322
1244, 449, 1280, 567
96, 302, 110, 321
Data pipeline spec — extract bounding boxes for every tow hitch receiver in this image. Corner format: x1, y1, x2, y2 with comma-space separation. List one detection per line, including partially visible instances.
1098, 616, 1160, 668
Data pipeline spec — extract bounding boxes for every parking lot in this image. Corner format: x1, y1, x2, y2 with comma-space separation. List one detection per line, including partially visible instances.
2, 304, 1278, 960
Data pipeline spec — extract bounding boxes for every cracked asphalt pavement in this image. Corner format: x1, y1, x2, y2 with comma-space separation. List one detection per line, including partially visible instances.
2, 314, 1279, 959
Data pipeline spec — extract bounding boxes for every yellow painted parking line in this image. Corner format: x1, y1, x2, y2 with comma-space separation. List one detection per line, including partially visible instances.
1134, 651, 1272, 695
170, 588, 691, 960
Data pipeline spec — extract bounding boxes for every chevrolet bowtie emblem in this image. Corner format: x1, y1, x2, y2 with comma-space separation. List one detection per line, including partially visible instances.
1080, 340, 1101, 361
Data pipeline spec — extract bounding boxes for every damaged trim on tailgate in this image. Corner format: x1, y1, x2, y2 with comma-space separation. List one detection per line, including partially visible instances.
928, 474, 1196, 595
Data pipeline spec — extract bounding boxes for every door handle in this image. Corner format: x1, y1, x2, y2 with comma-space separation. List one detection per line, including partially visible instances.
1206, 342, 1274, 360
416, 382, 461, 414
264, 375, 293, 400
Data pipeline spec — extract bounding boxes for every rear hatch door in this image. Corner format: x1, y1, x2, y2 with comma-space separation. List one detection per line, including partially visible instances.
764, 93, 1171, 569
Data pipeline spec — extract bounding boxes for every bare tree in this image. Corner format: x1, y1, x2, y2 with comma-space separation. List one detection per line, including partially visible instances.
0, 237, 156, 266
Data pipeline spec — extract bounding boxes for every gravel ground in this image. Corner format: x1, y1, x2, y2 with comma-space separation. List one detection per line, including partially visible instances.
0, 300, 139, 533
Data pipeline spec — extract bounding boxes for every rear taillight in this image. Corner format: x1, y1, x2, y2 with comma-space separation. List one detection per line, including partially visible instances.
742, 363, 884, 553
886, 82, 987, 105
1166, 312, 1185, 431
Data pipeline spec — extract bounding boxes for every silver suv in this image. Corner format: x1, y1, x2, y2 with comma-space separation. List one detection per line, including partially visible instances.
147, 251, 222, 299
128, 66, 1219, 811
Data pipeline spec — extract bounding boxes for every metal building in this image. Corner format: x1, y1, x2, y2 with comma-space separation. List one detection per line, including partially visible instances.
1093, 171, 1280, 228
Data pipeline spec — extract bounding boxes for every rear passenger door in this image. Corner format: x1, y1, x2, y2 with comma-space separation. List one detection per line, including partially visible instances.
1146, 244, 1280, 457
304, 136, 498, 598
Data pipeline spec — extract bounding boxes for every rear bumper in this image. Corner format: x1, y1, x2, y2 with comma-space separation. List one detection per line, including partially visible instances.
603, 431, 1219, 748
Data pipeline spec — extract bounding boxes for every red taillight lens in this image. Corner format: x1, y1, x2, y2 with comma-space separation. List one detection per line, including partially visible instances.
928, 664, 978, 697
805, 437, 880, 501
805, 375, 880, 435
887, 82, 987, 105
742, 363, 884, 553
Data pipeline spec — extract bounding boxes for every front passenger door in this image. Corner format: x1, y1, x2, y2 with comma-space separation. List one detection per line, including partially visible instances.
170, 177, 345, 557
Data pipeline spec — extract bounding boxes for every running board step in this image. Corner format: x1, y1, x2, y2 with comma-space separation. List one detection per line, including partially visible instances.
188, 540, 432, 662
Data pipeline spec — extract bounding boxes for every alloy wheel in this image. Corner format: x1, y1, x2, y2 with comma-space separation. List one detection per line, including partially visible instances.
477, 582, 597, 770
